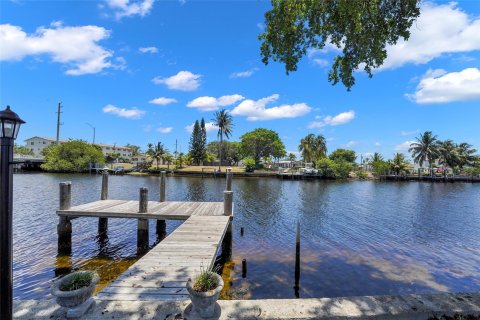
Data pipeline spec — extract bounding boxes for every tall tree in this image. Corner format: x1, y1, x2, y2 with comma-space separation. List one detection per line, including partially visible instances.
371, 152, 384, 163
329, 149, 356, 163
457, 142, 477, 169
288, 152, 297, 167
189, 120, 206, 165
409, 131, 439, 167
200, 117, 207, 162
437, 140, 459, 169
147, 142, 167, 169
240, 128, 286, 165
125, 144, 141, 156
260, 0, 420, 90
389, 153, 408, 175
298, 134, 327, 165
212, 109, 233, 169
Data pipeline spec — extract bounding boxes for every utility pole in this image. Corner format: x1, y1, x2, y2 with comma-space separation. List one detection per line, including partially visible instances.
56, 102, 63, 145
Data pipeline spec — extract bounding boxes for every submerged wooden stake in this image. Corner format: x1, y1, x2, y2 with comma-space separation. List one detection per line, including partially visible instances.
242, 258, 247, 278
294, 221, 300, 298
157, 171, 167, 240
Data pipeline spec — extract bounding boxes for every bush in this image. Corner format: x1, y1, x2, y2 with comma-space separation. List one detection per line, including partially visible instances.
41, 140, 104, 173
332, 160, 353, 179
356, 170, 368, 180
316, 158, 353, 179
243, 157, 256, 172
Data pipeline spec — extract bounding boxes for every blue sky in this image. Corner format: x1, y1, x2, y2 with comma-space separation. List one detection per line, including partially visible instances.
1, 0, 479, 160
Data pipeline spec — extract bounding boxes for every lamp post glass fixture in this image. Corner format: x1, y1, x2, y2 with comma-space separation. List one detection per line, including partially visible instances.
0, 105, 25, 320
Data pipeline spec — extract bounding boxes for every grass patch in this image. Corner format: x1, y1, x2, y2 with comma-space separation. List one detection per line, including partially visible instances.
193, 270, 218, 292
60, 271, 94, 291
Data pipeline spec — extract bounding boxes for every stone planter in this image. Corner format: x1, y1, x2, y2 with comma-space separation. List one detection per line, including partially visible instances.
185, 273, 224, 319
51, 271, 100, 318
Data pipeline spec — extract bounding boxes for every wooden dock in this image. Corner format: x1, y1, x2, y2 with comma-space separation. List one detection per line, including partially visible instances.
55, 170, 234, 302
97, 215, 232, 301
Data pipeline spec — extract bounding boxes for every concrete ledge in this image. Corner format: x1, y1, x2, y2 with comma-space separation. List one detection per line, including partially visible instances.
13, 292, 480, 319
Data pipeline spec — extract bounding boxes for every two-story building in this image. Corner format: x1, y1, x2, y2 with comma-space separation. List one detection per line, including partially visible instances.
24, 137, 133, 160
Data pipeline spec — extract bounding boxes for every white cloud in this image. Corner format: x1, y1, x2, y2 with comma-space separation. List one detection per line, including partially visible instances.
157, 127, 173, 133
400, 129, 420, 136
0, 23, 117, 75
308, 110, 355, 128
257, 23, 265, 32
395, 141, 416, 152
102, 104, 145, 119
312, 58, 329, 68
139, 46, 158, 54
105, 0, 154, 19
187, 94, 244, 112
374, 142, 381, 147
407, 68, 480, 104
230, 94, 311, 121
185, 122, 218, 134
380, 2, 480, 70
152, 71, 201, 91
149, 97, 177, 105
230, 68, 259, 79
343, 141, 358, 148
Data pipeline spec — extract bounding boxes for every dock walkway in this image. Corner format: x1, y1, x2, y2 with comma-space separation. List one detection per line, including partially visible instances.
97, 215, 231, 301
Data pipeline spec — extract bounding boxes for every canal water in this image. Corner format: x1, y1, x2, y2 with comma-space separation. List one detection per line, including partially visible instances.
12, 173, 480, 300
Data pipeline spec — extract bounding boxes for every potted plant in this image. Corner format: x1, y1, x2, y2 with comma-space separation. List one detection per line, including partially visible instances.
184, 269, 224, 318
51, 270, 99, 318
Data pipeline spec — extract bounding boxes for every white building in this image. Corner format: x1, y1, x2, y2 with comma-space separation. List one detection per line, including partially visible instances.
24, 137, 133, 159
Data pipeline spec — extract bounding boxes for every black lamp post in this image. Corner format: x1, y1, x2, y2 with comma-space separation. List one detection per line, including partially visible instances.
0, 105, 25, 320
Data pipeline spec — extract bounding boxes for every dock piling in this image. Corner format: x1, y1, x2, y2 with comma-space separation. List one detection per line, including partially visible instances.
226, 168, 233, 191
98, 169, 109, 235
137, 187, 149, 255
242, 259, 247, 278
57, 182, 72, 255
156, 172, 167, 241
222, 190, 233, 261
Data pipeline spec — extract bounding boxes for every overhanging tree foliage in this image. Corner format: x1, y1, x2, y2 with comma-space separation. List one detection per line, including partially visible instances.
259, 0, 421, 89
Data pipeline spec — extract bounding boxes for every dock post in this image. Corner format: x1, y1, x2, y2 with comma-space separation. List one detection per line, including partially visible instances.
98, 168, 108, 235
222, 190, 233, 261
226, 168, 233, 191
156, 171, 167, 241
57, 182, 72, 255
137, 187, 149, 255
294, 221, 301, 298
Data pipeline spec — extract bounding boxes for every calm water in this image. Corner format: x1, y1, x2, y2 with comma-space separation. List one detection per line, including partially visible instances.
12, 173, 480, 300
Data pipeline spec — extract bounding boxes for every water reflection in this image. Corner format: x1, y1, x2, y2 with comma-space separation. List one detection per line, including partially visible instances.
12, 174, 480, 300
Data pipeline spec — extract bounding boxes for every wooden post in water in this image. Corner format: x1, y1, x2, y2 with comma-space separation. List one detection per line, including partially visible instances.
156, 171, 167, 241
226, 168, 233, 191
137, 187, 149, 255
242, 259, 247, 278
57, 182, 72, 255
98, 168, 109, 235
294, 221, 300, 298
222, 190, 233, 261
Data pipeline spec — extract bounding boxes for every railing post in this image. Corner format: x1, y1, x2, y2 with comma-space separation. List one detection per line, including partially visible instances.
137, 187, 149, 255
58, 182, 72, 255
99, 168, 109, 235
226, 168, 233, 191
156, 172, 167, 240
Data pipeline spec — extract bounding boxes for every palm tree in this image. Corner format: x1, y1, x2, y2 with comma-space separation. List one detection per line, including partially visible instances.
164, 153, 173, 169
390, 153, 408, 175
371, 152, 384, 163
288, 153, 296, 167
212, 109, 233, 170
437, 140, 459, 169
457, 142, 477, 169
409, 131, 439, 168
298, 134, 327, 166
147, 142, 167, 169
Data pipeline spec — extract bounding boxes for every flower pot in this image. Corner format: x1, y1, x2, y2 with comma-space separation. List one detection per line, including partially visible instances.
51, 271, 100, 318
185, 273, 224, 318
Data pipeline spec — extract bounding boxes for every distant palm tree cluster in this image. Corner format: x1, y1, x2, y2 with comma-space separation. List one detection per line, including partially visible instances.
409, 131, 478, 170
